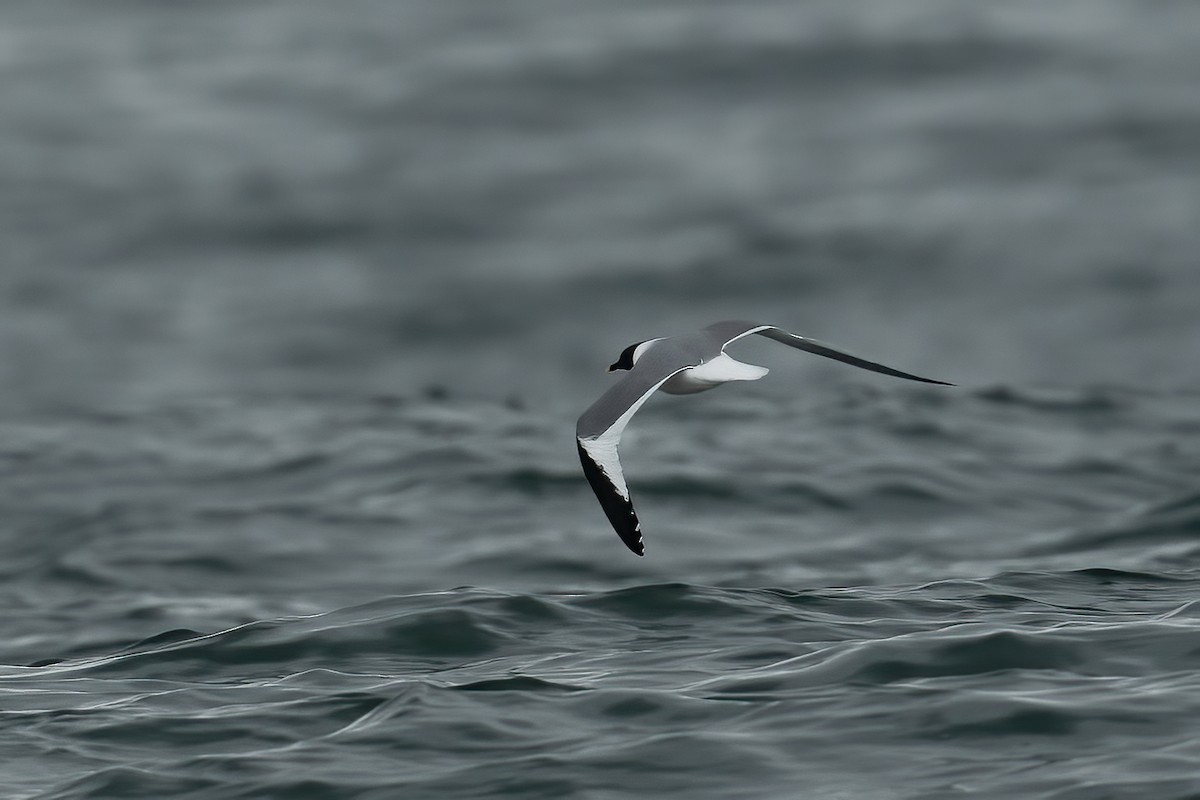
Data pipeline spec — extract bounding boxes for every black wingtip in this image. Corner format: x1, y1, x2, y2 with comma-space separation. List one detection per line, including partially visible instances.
577, 440, 646, 556
881, 370, 955, 387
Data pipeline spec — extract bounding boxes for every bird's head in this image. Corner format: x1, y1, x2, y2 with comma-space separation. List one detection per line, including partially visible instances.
607, 338, 663, 372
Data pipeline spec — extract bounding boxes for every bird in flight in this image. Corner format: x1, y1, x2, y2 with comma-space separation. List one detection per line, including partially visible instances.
576, 320, 953, 555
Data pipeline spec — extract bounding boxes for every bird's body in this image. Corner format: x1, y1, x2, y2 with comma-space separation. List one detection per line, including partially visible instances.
576, 320, 952, 555
659, 352, 770, 394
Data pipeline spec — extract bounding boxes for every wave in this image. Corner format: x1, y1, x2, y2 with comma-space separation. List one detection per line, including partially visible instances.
7, 572, 1200, 799
1027, 489, 1200, 556
14, 570, 1197, 678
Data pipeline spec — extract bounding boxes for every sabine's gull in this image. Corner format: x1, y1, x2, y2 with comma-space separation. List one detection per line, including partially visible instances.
576, 320, 953, 555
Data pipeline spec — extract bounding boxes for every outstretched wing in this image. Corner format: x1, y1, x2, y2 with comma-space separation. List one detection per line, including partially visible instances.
576, 345, 700, 556
704, 320, 953, 386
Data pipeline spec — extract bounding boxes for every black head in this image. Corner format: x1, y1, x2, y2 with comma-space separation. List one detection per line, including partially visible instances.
608, 340, 646, 372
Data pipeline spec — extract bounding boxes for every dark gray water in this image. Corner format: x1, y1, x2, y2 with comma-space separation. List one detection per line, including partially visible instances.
3, 2, 1200, 798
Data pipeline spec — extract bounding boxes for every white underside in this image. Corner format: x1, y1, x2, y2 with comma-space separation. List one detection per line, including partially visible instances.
660, 354, 769, 395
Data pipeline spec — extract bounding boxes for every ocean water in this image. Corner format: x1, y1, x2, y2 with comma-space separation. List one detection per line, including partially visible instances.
5, 389, 1200, 799
3, 1, 1200, 798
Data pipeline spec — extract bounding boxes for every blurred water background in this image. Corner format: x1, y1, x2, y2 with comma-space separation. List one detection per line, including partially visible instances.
2, 1, 1200, 798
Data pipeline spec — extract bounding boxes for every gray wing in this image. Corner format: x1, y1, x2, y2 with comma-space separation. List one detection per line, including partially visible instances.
576, 343, 701, 556
704, 320, 954, 386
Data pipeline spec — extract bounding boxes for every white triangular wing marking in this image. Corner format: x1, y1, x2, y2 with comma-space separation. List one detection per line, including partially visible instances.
577, 369, 683, 500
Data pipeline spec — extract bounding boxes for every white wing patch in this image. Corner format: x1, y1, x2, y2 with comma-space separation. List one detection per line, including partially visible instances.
576, 374, 670, 498
578, 434, 629, 499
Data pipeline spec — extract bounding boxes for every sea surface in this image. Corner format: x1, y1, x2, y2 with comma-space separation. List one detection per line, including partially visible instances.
3, 2, 1200, 799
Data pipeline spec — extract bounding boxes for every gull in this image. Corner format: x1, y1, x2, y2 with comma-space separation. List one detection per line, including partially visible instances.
576, 320, 953, 555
